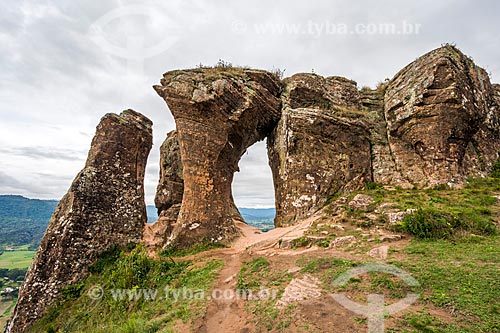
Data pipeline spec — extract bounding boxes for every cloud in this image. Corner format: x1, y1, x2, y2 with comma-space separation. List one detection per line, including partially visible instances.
0, 171, 50, 197
1, 0, 500, 207
0, 147, 86, 161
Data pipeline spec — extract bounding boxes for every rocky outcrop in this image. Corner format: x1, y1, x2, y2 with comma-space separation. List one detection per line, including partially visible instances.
384, 45, 500, 187
154, 130, 184, 215
151, 46, 499, 235
143, 131, 184, 250
154, 68, 281, 247
361, 87, 412, 188
144, 129, 246, 250
6, 110, 152, 333
268, 74, 372, 226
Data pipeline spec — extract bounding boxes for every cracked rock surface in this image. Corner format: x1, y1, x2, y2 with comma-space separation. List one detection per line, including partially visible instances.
6, 110, 152, 333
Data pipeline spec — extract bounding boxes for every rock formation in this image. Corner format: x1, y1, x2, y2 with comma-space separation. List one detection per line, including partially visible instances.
9, 44, 500, 332
154, 68, 281, 247
155, 130, 184, 216
360, 87, 412, 188
150, 45, 500, 235
384, 45, 500, 186
268, 74, 372, 226
144, 129, 246, 250
143, 130, 183, 250
6, 110, 152, 333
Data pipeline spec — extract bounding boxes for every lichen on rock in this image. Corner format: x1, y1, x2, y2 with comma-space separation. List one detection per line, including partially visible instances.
154, 68, 281, 247
268, 73, 372, 226
6, 110, 152, 333
384, 45, 500, 187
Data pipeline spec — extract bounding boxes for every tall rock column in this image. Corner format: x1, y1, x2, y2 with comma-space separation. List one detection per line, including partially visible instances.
143, 131, 184, 250
268, 74, 372, 226
154, 68, 281, 247
384, 45, 500, 186
6, 110, 153, 333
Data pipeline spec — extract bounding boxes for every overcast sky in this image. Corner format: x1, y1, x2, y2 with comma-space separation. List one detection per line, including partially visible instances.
1, 0, 499, 208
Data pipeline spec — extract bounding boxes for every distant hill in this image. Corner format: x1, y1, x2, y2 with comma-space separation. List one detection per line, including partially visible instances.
238, 208, 275, 232
0, 195, 275, 247
0, 195, 159, 247
0, 195, 58, 248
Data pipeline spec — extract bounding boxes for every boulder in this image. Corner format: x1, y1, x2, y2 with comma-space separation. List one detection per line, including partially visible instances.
330, 235, 356, 247
6, 110, 152, 333
348, 194, 375, 210
268, 74, 372, 226
385, 45, 500, 187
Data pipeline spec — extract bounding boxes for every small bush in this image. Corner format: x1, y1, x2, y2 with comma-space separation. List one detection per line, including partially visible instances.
399, 208, 497, 239
88, 245, 122, 274
291, 236, 311, 248
61, 282, 84, 300
317, 239, 330, 248
490, 158, 500, 178
366, 182, 384, 190
160, 242, 226, 258
400, 209, 456, 239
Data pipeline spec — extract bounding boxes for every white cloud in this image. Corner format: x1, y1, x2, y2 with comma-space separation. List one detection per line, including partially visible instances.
1, 0, 500, 207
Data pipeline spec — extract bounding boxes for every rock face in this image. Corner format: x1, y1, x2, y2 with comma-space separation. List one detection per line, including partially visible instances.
268, 74, 372, 226
6, 110, 152, 333
384, 45, 500, 187
150, 45, 500, 239
154, 68, 281, 247
154, 130, 184, 215
143, 131, 184, 250
361, 87, 412, 188
145, 129, 246, 250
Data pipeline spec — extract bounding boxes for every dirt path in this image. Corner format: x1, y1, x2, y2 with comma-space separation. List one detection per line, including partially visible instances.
232, 213, 320, 252
194, 214, 322, 332
195, 252, 250, 333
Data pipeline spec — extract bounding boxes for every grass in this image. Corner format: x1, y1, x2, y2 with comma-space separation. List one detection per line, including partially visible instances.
329, 177, 500, 240
159, 242, 226, 258
0, 298, 16, 331
237, 257, 294, 332
0, 248, 35, 269
394, 236, 500, 332
292, 235, 500, 332
237, 257, 271, 290
30, 244, 223, 333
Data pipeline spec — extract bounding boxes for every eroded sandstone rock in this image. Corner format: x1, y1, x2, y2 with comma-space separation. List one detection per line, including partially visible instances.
143, 131, 184, 250
154, 68, 281, 247
348, 194, 375, 211
361, 87, 412, 188
385, 45, 500, 187
268, 74, 372, 226
155, 130, 184, 215
6, 110, 152, 333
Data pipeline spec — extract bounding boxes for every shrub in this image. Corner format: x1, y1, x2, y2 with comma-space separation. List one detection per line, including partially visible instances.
291, 236, 311, 248
490, 158, 500, 178
365, 182, 383, 190
159, 242, 226, 258
400, 209, 455, 239
399, 208, 497, 239
61, 283, 84, 300
88, 245, 122, 274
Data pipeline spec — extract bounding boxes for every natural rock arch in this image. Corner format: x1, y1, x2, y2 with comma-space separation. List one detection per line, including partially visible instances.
152, 45, 500, 249
154, 68, 282, 248
153, 70, 376, 246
